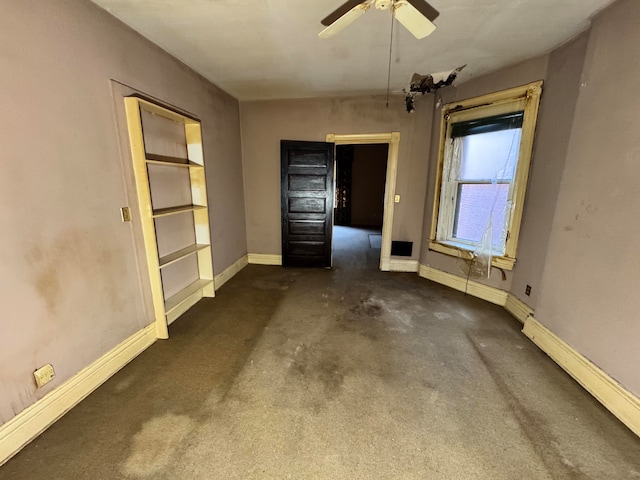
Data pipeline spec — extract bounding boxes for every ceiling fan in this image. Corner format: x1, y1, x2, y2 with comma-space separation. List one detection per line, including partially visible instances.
319, 0, 440, 39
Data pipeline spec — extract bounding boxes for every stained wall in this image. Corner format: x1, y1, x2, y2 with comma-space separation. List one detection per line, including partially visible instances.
0, 0, 246, 423
534, 0, 640, 396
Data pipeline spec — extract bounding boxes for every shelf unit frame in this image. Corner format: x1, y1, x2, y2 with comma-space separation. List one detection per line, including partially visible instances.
124, 97, 214, 339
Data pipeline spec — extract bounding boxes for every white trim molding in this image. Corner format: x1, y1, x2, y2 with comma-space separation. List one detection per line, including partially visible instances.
388, 259, 420, 273
505, 294, 534, 324
247, 254, 282, 266
214, 255, 249, 290
0, 325, 157, 466
523, 317, 640, 438
418, 265, 508, 306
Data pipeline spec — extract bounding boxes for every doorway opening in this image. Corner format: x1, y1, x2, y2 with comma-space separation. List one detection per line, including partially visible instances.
333, 144, 388, 270
326, 132, 400, 271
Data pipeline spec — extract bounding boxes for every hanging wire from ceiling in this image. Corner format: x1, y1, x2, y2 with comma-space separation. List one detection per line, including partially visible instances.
385, 7, 395, 108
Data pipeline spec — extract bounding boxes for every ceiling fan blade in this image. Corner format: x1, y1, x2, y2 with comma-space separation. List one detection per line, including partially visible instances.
393, 0, 439, 39
321, 0, 369, 26
319, 1, 371, 38
405, 0, 439, 22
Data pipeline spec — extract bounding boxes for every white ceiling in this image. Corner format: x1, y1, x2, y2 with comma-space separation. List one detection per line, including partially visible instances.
91, 0, 615, 101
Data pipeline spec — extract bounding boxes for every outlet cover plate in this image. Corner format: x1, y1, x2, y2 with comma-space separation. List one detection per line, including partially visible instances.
34, 363, 55, 388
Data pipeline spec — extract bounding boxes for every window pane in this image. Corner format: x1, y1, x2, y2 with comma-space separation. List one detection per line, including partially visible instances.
460, 129, 522, 181
453, 183, 509, 248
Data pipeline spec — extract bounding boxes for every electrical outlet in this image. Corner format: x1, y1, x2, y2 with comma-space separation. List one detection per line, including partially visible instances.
525, 285, 532, 296
34, 363, 55, 388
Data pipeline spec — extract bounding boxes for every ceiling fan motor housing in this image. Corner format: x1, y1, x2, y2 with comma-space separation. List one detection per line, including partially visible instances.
375, 0, 392, 10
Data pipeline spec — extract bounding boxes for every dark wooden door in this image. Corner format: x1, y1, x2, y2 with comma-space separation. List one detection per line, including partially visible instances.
281, 140, 335, 267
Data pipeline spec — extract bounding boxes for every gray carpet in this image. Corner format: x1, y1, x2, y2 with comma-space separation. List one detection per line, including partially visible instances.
2, 226, 639, 479
368, 233, 382, 249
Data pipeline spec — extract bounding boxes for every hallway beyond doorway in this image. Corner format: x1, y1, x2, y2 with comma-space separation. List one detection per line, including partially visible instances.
332, 225, 382, 271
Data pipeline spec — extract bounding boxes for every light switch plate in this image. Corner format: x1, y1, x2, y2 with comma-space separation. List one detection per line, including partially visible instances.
394, 194, 401, 203
120, 207, 131, 222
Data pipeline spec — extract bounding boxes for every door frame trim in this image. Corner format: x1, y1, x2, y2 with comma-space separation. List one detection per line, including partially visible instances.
326, 132, 400, 271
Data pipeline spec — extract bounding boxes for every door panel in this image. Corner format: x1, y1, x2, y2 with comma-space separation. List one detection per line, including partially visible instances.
281, 140, 334, 267
289, 221, 325, 236
289, 241, 325, 256
289, 197, 326, 213
289, 175, 325, 191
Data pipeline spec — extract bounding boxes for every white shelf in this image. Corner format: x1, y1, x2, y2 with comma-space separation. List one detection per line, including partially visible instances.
152, 204, 206, 218
158, 244, 210, 269
164, 279, 213, 315
145, 153, 203, 168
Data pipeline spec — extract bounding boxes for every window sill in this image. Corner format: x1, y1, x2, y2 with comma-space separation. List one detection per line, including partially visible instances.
428, 240, 515, 270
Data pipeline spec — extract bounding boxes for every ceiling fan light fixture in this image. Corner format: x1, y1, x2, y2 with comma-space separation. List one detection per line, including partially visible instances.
393, 0, 437, 39
319, 1, 371, 38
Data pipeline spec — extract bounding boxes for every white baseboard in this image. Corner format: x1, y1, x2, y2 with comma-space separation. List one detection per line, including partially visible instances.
388, 259, 419, 272
523, 317, 640, 438
505, 294, 534, 324
214, 255, 249, 290
0, 324, 157, 466
418, 264, 508, 306
247, 254, 282, 266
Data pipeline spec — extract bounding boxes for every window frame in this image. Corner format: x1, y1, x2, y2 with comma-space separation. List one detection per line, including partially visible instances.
428, 81, 543, 270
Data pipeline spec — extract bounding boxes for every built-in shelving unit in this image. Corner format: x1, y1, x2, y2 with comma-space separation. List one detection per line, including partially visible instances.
124, 97, 214, 339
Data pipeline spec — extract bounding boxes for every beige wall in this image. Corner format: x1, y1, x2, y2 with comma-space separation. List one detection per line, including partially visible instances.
509, 33, 589, 305
0, 0, 246, 424
534, 0, 640, 396
351, 144, 388, 228
240, 95, 433, 261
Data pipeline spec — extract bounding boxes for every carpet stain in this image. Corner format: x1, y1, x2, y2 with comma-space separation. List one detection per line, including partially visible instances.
283, 342, 347, 401
113, 374, 137, 393
289, 343, 309, 376
351, 296, 384, 317
122, 414, 196, 478
317, 359, 346, 398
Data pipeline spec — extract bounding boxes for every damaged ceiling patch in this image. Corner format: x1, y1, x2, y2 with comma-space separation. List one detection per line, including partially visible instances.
405, 64, 466, 112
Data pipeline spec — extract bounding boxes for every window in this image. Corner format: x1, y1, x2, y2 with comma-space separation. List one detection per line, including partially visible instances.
429, 81, 543, 270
